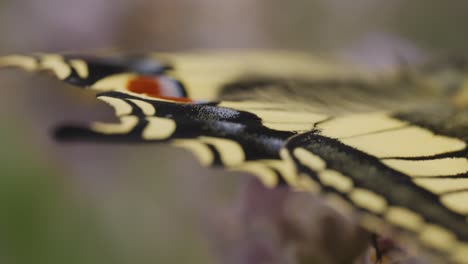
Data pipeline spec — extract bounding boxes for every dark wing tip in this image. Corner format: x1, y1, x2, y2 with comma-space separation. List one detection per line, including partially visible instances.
54, 125, 98, 141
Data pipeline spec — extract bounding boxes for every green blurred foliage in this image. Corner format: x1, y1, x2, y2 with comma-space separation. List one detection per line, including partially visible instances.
0, 123, 113, 264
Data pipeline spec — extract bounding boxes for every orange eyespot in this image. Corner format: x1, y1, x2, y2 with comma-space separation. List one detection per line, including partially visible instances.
127, 76, 192, 103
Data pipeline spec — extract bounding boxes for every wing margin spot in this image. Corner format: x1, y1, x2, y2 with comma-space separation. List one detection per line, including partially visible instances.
198, 137, 245, 166
0, 55, 38, 71
172, 139, 214, 166
293, 147, 326, 171
142, 117, 176, 140
295, 173, 321, 193
69, 59, 89, 79
230, 162, 278, 188
128, 99, 156, 115
318, 170, 354, 193
419, 224, 457, 253
349, 188, 388, 214
98, 96, 133, 116
293, 147, 354, 193
40, 54, 71, 80
385, 207, 424, 232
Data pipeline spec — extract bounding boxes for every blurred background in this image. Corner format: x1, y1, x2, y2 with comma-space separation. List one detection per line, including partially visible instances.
0, 1, 467, 263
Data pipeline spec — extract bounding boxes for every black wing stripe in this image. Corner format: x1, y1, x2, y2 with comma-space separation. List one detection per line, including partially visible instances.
414, 173, 468, 179
286, 132, 468, 243
380, 149, 468, 160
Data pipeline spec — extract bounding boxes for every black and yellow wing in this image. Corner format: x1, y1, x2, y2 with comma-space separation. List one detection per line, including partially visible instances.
1, 52, 468, 263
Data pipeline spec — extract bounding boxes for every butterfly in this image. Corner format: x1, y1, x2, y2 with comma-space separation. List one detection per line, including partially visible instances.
1, 51, 468, 263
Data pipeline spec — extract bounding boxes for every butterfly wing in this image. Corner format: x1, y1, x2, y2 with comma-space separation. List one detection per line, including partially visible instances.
2, 52, 468, 263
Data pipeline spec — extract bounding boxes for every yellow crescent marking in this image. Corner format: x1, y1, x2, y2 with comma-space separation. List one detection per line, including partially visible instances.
360, 213, 385, 232
413, 178, 468, 194
142, 117, 176, 140
172, 139, 214, 166
69, 59, 89, 79
293, 148, 327, 171
349, 189, 387, 214
318, 113, 407, 139
39, 54, 71, 80
440, 192, 468, 215
385, 207, 424, 232
318, 170, 353, 193
199, 137, 245, 166
325, 193, 355, 217
230, 162, 278, 188
128, 99, 156, 116
419, 224, 456, 252
97, 96, 133, 116
262, 159, 297, 187
91, 116, 139, 134
293, 148, 353, 192
382, 158, 468, 177
453, 79, 468, 108
0, 55, 38, 71
452, 243, 468, 264
92, 73, 136, 91
295, 173, 321, 193
342, 126, 466, 158
277, 149, 298, 185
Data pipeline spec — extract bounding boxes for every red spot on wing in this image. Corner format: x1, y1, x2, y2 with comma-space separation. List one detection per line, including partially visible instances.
127, 76, 192, 103
127, 76, 161, 96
